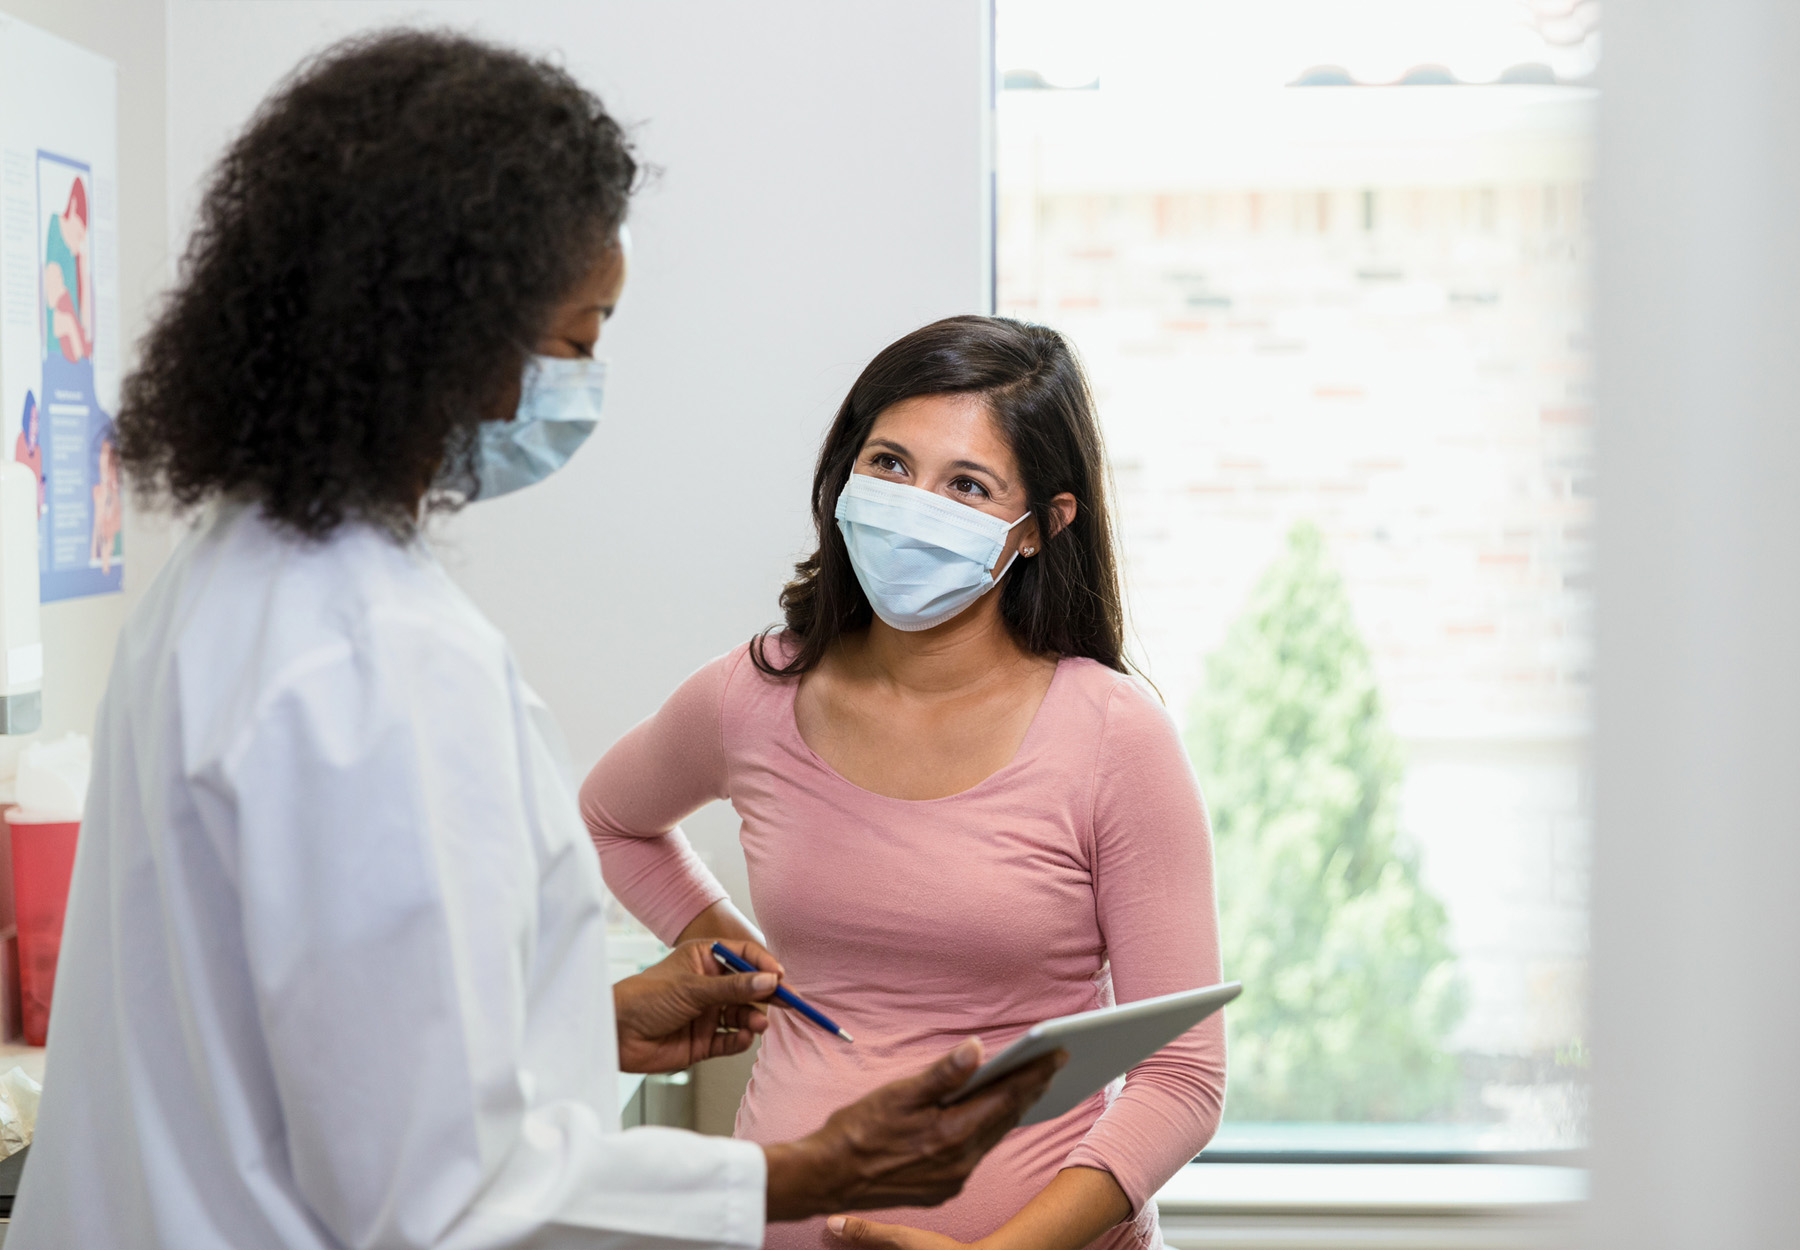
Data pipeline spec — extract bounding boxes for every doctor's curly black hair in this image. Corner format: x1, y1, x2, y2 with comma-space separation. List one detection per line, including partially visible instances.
116, 30, 638, 539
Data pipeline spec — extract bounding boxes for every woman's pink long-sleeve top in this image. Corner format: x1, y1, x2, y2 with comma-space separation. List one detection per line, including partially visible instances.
579, 641, 1225, 1250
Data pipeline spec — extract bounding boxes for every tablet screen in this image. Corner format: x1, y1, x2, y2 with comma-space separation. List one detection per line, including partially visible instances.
942, 982, 1240, 1127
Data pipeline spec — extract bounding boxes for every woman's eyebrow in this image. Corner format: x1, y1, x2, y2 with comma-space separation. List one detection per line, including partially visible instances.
949, 458, 1008, 490
864, 437, 910, 457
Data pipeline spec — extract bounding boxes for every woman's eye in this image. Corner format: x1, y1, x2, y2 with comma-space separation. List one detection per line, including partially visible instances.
951, 477, 990, 499
872, 454, 904, 474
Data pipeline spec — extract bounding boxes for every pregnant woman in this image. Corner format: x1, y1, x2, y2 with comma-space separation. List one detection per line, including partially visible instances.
581, 316, 1224, 1250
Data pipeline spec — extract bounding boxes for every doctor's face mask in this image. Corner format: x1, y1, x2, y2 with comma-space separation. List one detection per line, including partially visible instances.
463, 355, 606, 501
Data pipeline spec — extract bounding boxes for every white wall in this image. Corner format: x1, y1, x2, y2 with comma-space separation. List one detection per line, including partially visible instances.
1591, 0, 1800, 1245
1, 0, 172, 752
165, 0, 992, 921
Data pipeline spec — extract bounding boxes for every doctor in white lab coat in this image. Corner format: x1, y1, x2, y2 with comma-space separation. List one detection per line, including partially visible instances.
8, 31, 1058, 1250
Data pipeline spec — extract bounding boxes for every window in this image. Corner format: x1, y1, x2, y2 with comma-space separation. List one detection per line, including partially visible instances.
996, 0, 1597, 1155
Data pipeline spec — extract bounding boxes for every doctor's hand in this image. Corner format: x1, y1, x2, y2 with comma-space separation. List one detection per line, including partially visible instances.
762, 1039, 1066, 1223
613, 938, 783, 1074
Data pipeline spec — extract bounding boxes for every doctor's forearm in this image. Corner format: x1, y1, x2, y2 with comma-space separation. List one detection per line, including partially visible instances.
977, 1166, 1132, 1250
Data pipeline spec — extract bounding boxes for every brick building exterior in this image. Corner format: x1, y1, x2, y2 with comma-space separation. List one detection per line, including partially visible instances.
999, 87, 1594, 1144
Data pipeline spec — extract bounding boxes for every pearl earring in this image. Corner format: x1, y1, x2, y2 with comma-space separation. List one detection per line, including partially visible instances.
1023, 546, 1036, 556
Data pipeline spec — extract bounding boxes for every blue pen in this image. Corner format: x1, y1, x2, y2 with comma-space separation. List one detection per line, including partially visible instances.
711, 941, 854, 1043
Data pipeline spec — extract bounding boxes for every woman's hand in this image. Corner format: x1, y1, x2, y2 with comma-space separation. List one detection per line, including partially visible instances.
613, 938, 783, 1073
825, 1218, 974, 1249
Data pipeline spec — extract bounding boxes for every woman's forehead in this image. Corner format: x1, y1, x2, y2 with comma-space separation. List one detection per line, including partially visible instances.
865, 394, 1012, 465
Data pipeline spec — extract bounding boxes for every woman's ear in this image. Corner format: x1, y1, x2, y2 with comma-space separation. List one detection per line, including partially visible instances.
1019, 493, 1078, 559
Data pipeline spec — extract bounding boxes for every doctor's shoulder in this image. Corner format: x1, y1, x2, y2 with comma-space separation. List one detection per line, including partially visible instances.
173, 509, 507, 736
246, 509, 497, 656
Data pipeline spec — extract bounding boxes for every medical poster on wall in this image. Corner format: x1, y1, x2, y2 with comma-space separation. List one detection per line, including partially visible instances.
0, 17, 122, 601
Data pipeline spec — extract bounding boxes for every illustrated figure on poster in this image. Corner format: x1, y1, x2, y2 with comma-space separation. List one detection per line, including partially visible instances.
43, 177, 92, 363
32, 152, 122, 600
14, 392, 45, 515
89, 421, 121, 575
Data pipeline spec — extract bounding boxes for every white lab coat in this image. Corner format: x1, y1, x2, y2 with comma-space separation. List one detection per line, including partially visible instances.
9, 504, 765, 1250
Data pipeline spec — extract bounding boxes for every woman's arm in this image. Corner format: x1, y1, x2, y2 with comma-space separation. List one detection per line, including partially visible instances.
826, 1166, 1130, 1250
974, 1168, 1130, 1250
579, 650, 746, 944
1062, 677, 1226, 1205
675, 897, 764, 947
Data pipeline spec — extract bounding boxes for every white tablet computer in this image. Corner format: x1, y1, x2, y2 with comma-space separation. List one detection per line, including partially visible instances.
942, 982, 1242, 1127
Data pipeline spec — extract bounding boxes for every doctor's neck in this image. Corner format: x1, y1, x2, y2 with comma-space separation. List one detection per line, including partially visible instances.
853, 587, 1044, 697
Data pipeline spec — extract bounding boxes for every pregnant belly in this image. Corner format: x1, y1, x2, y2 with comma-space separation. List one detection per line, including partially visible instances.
738, 1017, 1155, 1250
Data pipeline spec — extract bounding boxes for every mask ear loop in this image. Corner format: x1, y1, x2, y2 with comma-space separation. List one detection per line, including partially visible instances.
989, 549, 1023, 585
987, 507, 1036, 584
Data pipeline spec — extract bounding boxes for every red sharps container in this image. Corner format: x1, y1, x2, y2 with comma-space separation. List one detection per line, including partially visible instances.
5, 809, 80, 1046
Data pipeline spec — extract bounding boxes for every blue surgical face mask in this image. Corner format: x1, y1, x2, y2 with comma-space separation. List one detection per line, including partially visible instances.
834, 472, 1031, 632
464, 354, 606, 501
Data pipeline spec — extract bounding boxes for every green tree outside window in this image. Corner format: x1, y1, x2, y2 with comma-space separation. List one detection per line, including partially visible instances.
1187, 522, 1465, 1122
